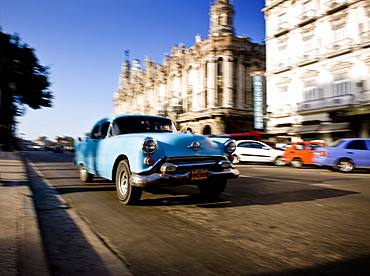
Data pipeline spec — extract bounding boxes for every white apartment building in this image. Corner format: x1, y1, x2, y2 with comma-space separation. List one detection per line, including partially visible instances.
263, 0, 370, 144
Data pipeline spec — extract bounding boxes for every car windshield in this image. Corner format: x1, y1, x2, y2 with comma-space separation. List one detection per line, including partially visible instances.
329, 139, 344, 147
111, 116, 175, 135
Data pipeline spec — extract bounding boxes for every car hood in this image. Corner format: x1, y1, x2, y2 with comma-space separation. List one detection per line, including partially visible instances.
148, 132, 224, 156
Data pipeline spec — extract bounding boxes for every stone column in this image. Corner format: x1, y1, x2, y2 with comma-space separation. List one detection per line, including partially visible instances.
236, 60, 245, 109
207, 60, 216, 108
223, 57, 233, 107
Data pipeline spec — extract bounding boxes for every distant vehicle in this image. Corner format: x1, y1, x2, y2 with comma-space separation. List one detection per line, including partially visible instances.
283, 141, 326, 168
65, 147, 75, 153
52, 146, 64, 153
231, 140, 285, 166
208, 131, 277, 148
313, 138, 370, 172
74, 115, 239, 205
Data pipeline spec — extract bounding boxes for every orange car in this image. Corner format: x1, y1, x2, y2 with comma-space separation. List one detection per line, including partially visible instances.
283, 141, 326, 168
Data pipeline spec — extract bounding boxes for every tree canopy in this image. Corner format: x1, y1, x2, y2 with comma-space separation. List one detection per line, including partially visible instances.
56, 136, 75, 146
0, 29, 53, 146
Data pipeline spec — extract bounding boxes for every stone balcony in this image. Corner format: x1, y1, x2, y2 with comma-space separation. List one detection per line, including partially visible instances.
325, 38, 354, 58
297, 91, 370, 114
271, 104, 295, 118
272, 58, 292, 73
274, 22, 290, 37
297, 9, 317, 26
325, 0, 348, 14
297, 49, 320, 66
360, 30, 370, 48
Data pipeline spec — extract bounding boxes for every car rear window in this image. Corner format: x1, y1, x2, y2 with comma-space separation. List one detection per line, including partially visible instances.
111, 116, 175, 135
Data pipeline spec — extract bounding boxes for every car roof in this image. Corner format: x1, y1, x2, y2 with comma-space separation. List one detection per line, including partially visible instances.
93, 114, 171, 125
236, 140, 263, 143
339, 138, 370, 141
291, 141, 325, 144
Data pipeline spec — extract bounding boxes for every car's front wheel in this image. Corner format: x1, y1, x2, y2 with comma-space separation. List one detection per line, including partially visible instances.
291, 158, 303, 168
197, 179, 227, 197
116, 160, 142, 205
336, 158, 353, 173
80, 165, 93, 182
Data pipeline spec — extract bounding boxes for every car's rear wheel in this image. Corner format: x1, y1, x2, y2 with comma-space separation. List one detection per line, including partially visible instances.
116, 160, 142, 205
274, 156, 285, 166
80, 165, 93, 182
291, 158, 303, 168
197, 179, 227, 197
336, 158, 353, 173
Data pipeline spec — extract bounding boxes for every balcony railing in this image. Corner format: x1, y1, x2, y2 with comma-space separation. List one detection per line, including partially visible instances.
271, 104, 295, 118
274, 22, 290, 36
325, 0, 348, 14
354, 90, 370, 104
272, 58, 292, 72
297, 9, 317, 26
297, 94, 355, 113
325, 38, 353, 57
360, 30, 370, 47
297, 49, 320, 66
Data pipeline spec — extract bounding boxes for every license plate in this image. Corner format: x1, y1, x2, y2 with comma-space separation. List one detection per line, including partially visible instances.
191, 169, 208, 180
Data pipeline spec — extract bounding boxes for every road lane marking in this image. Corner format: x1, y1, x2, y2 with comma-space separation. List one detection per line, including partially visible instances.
239, 175, 332, 186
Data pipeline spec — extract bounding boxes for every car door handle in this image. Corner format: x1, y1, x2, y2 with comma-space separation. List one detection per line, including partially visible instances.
347, 152, 354, 154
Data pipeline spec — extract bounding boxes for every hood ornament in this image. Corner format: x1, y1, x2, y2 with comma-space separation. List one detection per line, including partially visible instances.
188, 141, 202, 151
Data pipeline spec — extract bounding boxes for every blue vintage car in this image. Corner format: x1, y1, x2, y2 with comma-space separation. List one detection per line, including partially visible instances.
74, 115, 239, 204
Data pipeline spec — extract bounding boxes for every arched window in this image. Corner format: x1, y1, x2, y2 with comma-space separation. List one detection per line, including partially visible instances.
217, 85, 223, 106
203, 125, 212, 135
217, 57, 223, 76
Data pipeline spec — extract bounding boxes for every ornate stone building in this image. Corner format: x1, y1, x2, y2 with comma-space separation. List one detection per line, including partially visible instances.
114, 0, 265, 134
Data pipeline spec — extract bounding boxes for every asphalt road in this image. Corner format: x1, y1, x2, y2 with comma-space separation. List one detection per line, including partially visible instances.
25, 151, 370, 276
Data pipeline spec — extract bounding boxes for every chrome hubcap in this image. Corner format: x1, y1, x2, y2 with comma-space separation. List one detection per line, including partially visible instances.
80, 166, 87, 179
119, 171, 128, 195
339, 161, 352, 172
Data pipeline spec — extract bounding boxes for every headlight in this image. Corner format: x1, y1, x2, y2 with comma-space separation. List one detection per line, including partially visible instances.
142, 137, 157, 154
224, 139, 236, 154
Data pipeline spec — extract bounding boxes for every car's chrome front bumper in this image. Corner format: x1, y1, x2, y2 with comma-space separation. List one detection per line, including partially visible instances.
130, 167, 239, 188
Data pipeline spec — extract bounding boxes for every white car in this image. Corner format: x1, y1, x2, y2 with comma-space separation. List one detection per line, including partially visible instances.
232, 140, 285, 166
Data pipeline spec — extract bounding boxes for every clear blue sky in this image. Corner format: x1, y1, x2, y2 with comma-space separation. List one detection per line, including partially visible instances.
0, 0, 265, 141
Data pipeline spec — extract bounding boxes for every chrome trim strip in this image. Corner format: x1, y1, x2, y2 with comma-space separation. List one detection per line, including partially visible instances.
130, 167, 240, 187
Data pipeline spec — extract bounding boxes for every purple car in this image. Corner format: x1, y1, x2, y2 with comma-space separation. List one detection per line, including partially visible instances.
313, 138, 370, 172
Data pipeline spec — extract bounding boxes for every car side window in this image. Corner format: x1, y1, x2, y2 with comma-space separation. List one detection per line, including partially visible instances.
91, 124, 101, 139
101, 122, 110, 138
252, 142, 264, 149
238, 142, 251, 148
295, 143, 305, 150
310, 143, 322, 150
346, 140, 367, 150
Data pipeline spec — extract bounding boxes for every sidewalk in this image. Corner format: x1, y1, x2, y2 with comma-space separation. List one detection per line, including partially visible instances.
0, 151, 49, 276
0, 151, 133, 276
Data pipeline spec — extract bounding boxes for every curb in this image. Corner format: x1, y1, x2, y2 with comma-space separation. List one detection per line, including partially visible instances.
20, 185, 50, 276
23, 154, 133, 276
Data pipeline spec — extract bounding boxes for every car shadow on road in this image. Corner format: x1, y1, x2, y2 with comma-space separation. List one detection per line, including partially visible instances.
136, 179, 358, 208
